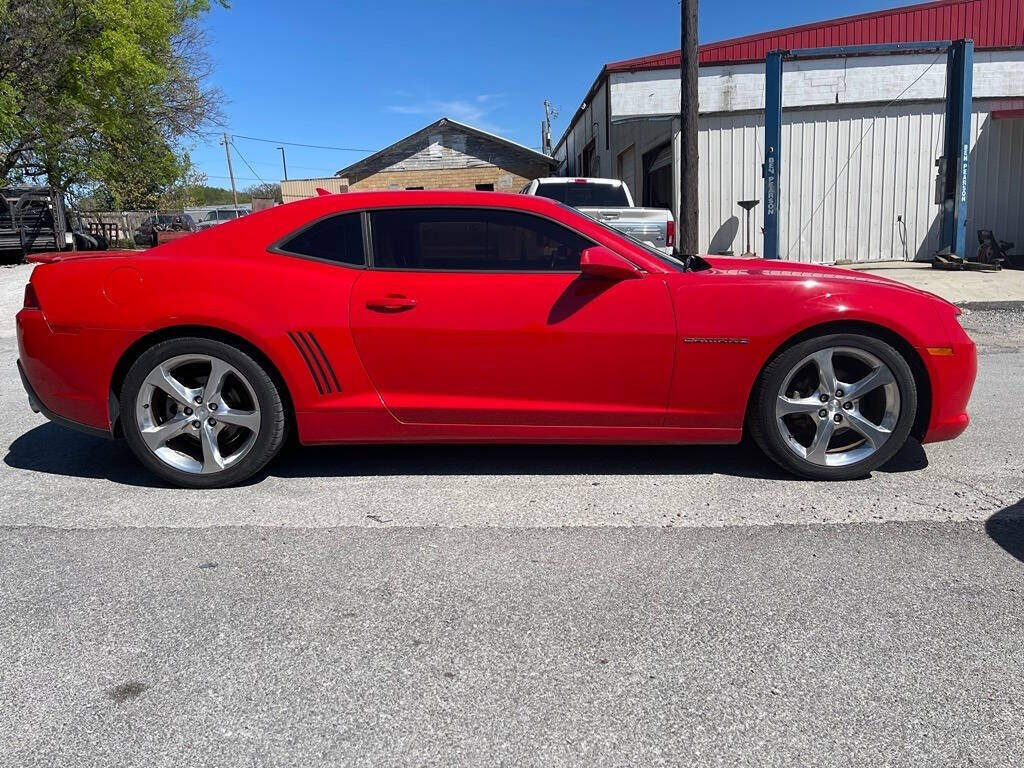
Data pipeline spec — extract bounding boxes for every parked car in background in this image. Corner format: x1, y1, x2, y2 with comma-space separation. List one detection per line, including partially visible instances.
16, 190, 975, 488
133, 213, 197, 247
522, 177, 675, 253
196, 207, 247, 231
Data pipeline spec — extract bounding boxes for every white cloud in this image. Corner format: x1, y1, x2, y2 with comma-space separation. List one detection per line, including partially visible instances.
386, 94, 509, 134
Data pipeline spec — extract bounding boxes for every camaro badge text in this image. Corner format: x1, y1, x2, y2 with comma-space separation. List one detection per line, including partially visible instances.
683, 337, 750, 345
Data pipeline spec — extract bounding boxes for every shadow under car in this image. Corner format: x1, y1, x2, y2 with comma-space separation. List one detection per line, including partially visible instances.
5, 421, 929, 487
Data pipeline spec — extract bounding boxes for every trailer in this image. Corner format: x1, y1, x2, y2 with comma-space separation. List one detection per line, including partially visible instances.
1, 186, 106, 262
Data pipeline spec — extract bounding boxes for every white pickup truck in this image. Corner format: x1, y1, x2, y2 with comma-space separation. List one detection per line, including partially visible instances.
521, 177, 675, 253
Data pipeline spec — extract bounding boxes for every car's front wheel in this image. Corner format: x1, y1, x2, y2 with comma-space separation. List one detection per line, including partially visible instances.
749, 333, 917, 480
121, 337, 287, 488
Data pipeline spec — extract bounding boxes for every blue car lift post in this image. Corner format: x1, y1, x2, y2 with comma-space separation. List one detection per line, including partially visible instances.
762, 40, 976, 267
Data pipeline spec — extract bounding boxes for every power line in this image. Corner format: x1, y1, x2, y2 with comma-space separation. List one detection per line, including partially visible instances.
204, 173, 264, 183
229, 140, 267, 186
231, 133, 373, 153
233, 158, 340, 174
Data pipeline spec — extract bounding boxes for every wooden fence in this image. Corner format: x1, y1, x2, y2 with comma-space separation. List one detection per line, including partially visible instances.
78, 211, 157, 248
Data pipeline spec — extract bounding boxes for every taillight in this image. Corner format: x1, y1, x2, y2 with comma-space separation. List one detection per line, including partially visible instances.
23, 284, 40, 309
666, 220, 676, 248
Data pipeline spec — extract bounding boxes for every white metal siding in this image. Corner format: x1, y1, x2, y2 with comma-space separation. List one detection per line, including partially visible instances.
610, 51, 1024, 119
554, 82, 608, 177
697, 99, 1024, 263
969, 111, 1024, 256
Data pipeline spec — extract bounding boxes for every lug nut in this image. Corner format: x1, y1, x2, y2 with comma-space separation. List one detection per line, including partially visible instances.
194, 395, 203, 404
818, 409, 828, 418
843, 402, 853, 411
208, 418, 217, 427
819, 394, 829, 403
835, 388, 844, 397
184, 407, 193, 416
191, 420, 200, 429
209, 402, 218, 411
833, 414, 843, 423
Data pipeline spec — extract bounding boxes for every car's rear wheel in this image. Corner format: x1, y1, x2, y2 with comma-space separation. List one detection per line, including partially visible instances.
121, 337, 287, 488
749, 333, 917, 480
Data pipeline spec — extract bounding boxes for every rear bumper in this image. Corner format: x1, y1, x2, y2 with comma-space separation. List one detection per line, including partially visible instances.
16, 307, 136, 438
17, 359, 112, 439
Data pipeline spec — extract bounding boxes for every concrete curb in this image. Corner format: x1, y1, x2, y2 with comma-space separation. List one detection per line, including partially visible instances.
957, 300, 1024, 311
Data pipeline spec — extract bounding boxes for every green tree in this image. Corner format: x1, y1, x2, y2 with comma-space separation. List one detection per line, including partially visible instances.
245, 182, 282, 203
157, 155, 209, 209
0, 0, 228, 207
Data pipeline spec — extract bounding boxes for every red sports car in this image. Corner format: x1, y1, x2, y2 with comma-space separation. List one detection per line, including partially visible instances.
16, 190, 976, 488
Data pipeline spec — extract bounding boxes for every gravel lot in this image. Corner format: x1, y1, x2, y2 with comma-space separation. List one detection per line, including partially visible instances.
2, 262, 1022, 766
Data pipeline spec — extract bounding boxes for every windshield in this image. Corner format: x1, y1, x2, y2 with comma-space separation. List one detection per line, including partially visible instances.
534, 182, 630, 208
209, 210, 241, 221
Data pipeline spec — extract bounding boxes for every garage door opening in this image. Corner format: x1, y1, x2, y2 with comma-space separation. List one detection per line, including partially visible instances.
643, 143, 673, 210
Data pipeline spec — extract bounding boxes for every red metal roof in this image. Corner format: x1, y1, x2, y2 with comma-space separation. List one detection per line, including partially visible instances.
606, 0, 1024, 71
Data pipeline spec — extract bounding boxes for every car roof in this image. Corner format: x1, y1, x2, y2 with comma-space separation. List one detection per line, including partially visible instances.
289, 189, 564, 212
228, 190, 588, 242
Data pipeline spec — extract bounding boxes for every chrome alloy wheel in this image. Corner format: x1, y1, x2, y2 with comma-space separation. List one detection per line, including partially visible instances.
774, 346, 901, 468
134, 354, 261, 475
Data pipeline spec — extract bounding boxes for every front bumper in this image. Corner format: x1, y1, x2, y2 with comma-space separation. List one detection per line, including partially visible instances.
920, 315, 978, 444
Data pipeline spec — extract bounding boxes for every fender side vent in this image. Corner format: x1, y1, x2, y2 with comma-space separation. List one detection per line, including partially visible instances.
288, 331, 340, 394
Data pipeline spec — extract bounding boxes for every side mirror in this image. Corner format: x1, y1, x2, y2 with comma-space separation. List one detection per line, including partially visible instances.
579, 246, 644, 280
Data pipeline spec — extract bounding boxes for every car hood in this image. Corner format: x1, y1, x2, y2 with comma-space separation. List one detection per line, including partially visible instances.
699, 256, 952, 306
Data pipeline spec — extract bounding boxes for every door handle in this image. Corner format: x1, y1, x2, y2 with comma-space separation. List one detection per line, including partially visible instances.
366, 295, 417, 311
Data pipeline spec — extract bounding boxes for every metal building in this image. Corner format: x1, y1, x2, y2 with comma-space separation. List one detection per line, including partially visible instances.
553, 0, 1024, 263
281, 177, 350, 204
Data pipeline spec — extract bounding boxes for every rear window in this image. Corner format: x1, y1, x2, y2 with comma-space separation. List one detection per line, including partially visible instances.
533, 182, 629, 208
278, 212, 364, 266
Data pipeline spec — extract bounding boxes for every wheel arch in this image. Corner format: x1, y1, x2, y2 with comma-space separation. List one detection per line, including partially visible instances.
746, 320, 932, 440
108, 325, 295, 439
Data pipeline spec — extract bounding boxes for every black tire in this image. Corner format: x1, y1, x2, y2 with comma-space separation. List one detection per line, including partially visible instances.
749, 333, 917, 480
121, 337, 287, 488
72, 231, 103, 251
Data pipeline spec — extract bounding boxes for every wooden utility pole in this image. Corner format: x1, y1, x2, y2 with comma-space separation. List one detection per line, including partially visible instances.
679, 0, 699, 254
222, 132, 238, 208
542, 100, 558, 155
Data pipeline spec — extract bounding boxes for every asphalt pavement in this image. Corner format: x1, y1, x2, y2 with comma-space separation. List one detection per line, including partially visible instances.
2, 262, 1022, 766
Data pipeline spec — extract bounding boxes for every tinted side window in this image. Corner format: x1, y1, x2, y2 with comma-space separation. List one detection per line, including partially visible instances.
279, 212, 364, 266
370, 208, 591, 271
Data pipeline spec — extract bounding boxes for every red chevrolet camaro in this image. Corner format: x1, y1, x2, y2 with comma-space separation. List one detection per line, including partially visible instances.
16, 190, 976, 488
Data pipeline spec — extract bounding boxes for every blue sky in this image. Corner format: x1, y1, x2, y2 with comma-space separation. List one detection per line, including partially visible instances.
190, 0, 900, 189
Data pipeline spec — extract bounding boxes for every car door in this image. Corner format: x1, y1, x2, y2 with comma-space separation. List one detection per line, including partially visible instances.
349, 206, 676, 427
